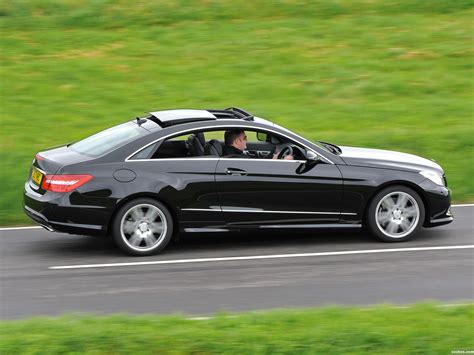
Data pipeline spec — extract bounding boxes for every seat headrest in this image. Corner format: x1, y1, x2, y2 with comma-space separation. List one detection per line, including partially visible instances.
186, 132, 206, 156
204, 139, 223, 157
194, 132, 205, 146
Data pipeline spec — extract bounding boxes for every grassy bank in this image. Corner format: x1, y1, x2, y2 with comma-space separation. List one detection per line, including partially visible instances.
1, 1, 473, 224
1, 304, 473, 354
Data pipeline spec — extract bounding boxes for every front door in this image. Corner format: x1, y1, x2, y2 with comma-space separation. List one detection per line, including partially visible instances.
214, 158, 344, 227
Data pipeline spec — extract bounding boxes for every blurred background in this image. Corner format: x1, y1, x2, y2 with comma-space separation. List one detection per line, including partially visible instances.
1, 0, 472, 225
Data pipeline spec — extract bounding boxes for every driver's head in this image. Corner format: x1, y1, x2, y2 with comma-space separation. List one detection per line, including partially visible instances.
225, 129, 247, 151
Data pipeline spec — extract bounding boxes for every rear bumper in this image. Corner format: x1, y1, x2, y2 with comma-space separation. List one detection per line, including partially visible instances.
24, 205, 105, 235
24, 206, 55, 232
23, 183, 109, 236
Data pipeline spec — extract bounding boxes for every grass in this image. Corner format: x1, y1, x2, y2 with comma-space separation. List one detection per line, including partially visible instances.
1, 304, 473, 354
0, 1, 473, 225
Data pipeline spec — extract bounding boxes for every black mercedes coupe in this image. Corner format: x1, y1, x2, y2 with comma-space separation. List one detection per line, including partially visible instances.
24, 107, 453, 255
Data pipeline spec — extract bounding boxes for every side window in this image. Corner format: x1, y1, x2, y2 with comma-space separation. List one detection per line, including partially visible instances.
132, 144, 156, 160
244, 129, 308, 160
151, 133, 193, 159
130, 131, 224, 160
129, 127, 311, 160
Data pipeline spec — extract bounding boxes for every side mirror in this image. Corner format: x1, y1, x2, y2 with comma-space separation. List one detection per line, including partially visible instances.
296, 151, 321, 174
306, 151, 321, 163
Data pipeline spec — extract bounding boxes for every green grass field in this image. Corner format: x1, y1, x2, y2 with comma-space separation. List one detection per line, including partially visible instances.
1, 304, 473, 354
1, 1, 473, 225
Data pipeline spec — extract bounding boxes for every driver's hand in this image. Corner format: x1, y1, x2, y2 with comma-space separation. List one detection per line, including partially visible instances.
283, 155, 294, 160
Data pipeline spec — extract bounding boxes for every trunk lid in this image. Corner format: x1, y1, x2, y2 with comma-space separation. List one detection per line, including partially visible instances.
29, 145, 93, 193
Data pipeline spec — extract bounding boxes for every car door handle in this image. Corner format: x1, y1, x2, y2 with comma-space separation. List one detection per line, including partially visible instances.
225, 168, 248, 176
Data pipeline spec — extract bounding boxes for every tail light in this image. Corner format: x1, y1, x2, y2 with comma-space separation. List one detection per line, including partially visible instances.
41, 174, 93, 193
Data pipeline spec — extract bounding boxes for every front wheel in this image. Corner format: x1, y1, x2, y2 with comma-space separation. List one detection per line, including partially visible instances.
367, 186, 425, 242
112, 198, 173, 256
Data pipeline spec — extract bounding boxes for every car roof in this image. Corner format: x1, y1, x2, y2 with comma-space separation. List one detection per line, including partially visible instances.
149, 109, 216, 121
146, 107, 255, 127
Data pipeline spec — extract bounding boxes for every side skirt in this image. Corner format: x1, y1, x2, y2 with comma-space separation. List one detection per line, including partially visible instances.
183, 224, 362, 233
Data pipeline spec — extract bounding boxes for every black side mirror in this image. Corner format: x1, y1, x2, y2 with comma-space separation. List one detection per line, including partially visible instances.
306, 151, 321, 164
296, 151, 321, 174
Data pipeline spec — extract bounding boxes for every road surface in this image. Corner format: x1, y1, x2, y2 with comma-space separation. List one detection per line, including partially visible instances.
1, 205, 472, 319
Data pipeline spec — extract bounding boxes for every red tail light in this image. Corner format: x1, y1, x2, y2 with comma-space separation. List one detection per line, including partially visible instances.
41, 174, 93, 193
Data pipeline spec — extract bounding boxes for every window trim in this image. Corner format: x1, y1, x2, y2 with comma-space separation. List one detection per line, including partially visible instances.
125, 124, 334, 164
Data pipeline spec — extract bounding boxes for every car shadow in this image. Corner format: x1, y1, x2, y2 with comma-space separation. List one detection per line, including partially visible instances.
170, 229, 371, 252
30, 227, 453, 259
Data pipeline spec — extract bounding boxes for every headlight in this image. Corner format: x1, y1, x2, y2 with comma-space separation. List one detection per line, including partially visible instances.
420, 170, 445, 186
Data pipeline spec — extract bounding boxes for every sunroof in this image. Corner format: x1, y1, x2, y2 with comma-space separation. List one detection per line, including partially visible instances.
148, 109, 217, 127
146, 107, 254, 127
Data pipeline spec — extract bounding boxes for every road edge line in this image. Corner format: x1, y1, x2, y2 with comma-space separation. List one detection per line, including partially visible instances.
49, 244, 474, 270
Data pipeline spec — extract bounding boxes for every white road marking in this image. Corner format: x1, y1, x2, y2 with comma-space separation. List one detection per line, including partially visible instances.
0, 226, 43, 231
49, 245, 474, 270
1, 204, 472, 232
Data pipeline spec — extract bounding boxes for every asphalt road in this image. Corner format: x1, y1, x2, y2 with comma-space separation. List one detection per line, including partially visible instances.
1, 205, 473, 319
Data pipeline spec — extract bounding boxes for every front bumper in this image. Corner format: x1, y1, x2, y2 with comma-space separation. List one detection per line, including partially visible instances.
418, 179, 453, 227
427, 206, 453, 227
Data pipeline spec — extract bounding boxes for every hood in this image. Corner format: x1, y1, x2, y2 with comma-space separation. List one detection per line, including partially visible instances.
339, 146, 443, 174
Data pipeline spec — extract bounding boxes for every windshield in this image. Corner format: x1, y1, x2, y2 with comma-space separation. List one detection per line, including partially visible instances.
272, 123, 332, 153
70, 121, 149, 157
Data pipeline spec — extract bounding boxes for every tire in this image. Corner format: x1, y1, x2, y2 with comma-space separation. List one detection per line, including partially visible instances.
366, 185, 425, 242
112, 198, 174, 256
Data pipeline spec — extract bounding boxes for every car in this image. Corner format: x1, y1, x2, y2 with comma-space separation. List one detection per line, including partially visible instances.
24, 107, 453, 256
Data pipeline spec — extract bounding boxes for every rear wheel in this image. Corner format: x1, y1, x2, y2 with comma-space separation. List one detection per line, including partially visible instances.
367, 186, 425, 242
112, 198, 173, 256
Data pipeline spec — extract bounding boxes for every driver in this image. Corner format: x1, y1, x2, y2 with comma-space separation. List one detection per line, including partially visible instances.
223, 130, 294, 160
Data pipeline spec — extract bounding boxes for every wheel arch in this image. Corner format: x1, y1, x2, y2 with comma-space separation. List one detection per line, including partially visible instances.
362, 180, 430, 227
106, 192, 179, 238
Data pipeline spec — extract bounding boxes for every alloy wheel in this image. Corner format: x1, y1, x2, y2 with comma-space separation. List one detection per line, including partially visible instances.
120, 203, 168, 251
375, 191, 420, 238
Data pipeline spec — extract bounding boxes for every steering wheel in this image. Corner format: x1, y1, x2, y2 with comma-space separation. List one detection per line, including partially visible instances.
277, 145, 294, 159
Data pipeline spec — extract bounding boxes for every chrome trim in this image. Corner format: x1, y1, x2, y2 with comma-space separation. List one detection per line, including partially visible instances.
126, 157, 307, 163
181, 208, 356, 215
32, 166, 47, 175
127, 157, 220, 161
124, 123, 334, 164
52, 221, 103, 230
24, 205, 45, 219
222, 209, 339, 215
184, 228, 229, 233
24, 206, 55, 232
40, 224, 54, 232
220, 158, 307, 163
259, 224, 362, 229
429, 216, 454, 224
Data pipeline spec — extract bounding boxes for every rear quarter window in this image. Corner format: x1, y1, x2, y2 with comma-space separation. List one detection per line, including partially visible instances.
70, 121, 149, 157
